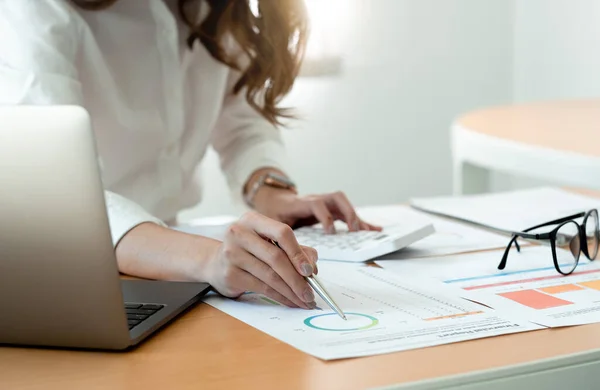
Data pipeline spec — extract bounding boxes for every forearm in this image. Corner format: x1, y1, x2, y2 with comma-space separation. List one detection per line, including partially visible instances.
115, 222, 219, 282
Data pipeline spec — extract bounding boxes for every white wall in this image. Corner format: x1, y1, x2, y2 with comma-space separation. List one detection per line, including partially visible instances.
514, 0, 600, 102
179, 0, 515, 221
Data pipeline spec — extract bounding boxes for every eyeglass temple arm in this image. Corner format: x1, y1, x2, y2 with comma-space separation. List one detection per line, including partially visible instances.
522, 212, 586, 233
498, 232, 552, 270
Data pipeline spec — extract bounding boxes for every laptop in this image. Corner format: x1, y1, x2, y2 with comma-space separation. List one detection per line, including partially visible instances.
0, 106, 211, 350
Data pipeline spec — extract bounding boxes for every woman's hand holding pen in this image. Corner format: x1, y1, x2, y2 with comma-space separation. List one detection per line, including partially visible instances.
203, 211, 319, 309
117, 180, 376, 310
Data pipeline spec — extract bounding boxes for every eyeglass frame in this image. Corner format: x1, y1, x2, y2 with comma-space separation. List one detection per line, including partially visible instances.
497, 209, 599, 275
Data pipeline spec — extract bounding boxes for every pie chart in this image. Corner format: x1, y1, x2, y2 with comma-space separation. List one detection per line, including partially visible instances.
303, 312, 379, 331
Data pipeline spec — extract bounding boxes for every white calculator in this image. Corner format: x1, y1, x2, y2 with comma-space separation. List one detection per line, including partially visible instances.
294, 222, 434, 262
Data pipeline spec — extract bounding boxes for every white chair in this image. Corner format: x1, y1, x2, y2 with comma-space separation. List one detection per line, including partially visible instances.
452, 99, 600, 195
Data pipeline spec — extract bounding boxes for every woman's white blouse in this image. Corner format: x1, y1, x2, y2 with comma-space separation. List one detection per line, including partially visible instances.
0, 0, 287, 245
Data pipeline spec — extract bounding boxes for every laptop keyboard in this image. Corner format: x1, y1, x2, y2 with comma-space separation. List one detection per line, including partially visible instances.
125, 303, 164, 330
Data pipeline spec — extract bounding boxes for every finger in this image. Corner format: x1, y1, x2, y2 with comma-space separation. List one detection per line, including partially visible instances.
238, 211, 315, 277
235, 248, 309, 308
234, 268, 302, 309
327, 191, 361, 231
301, 245, 319, 274
365, 221, 383, 231
309, 198, 336, 234
360, 220, 383, 231
227, 227, 312, 307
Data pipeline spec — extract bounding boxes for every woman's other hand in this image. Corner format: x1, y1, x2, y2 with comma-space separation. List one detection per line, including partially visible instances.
254, 188, 382, 234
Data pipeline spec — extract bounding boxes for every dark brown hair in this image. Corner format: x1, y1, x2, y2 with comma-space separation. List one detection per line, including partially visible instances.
71, 0, 308, 126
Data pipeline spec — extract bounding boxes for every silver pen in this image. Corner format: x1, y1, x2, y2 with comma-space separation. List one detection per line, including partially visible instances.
270, 239, 347, 320
305, 274, 347, 320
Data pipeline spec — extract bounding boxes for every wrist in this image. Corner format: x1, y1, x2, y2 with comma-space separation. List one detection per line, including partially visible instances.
187, 234, 222, 283
252, 186, 297, 217
243, 168, 297, 209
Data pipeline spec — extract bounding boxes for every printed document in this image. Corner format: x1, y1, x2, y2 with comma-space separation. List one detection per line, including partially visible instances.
376, 247, 600, 327
205, 263, 542, 360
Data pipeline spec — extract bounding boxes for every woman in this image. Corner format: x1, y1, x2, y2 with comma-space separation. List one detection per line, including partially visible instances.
0, 0, 379, 310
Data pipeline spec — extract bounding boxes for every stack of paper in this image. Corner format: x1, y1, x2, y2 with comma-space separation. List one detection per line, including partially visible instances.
411, 187, 600, 232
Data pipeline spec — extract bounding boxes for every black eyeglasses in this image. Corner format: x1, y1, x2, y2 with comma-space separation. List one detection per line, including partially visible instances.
498, 209, 599, 275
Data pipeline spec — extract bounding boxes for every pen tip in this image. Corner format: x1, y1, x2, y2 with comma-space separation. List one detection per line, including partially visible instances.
342, 315, 347, 321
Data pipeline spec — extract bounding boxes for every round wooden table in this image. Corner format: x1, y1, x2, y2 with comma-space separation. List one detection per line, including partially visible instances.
452, 99, 600, 194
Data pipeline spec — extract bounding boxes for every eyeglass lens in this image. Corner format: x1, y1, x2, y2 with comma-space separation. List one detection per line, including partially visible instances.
585, 209, 599, 260
555, 221, 580, 274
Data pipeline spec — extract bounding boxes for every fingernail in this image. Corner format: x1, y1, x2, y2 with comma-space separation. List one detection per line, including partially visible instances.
326, 225, 335, 234
303, 288, 315, 302
314, 263, 319, 275
301, 262, 314, 276
308, 301, 317, 309
352, 220, 360, 231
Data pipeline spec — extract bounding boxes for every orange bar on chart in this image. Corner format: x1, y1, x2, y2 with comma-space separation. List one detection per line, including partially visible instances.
498, 290, 573, 310
578, 280, 600, 291
539, 284, 584, 294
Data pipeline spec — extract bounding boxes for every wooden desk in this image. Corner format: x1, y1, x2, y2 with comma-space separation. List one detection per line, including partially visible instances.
2, 285, 600, 389
3, 189, 600, 390
452, 99, 600, 194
